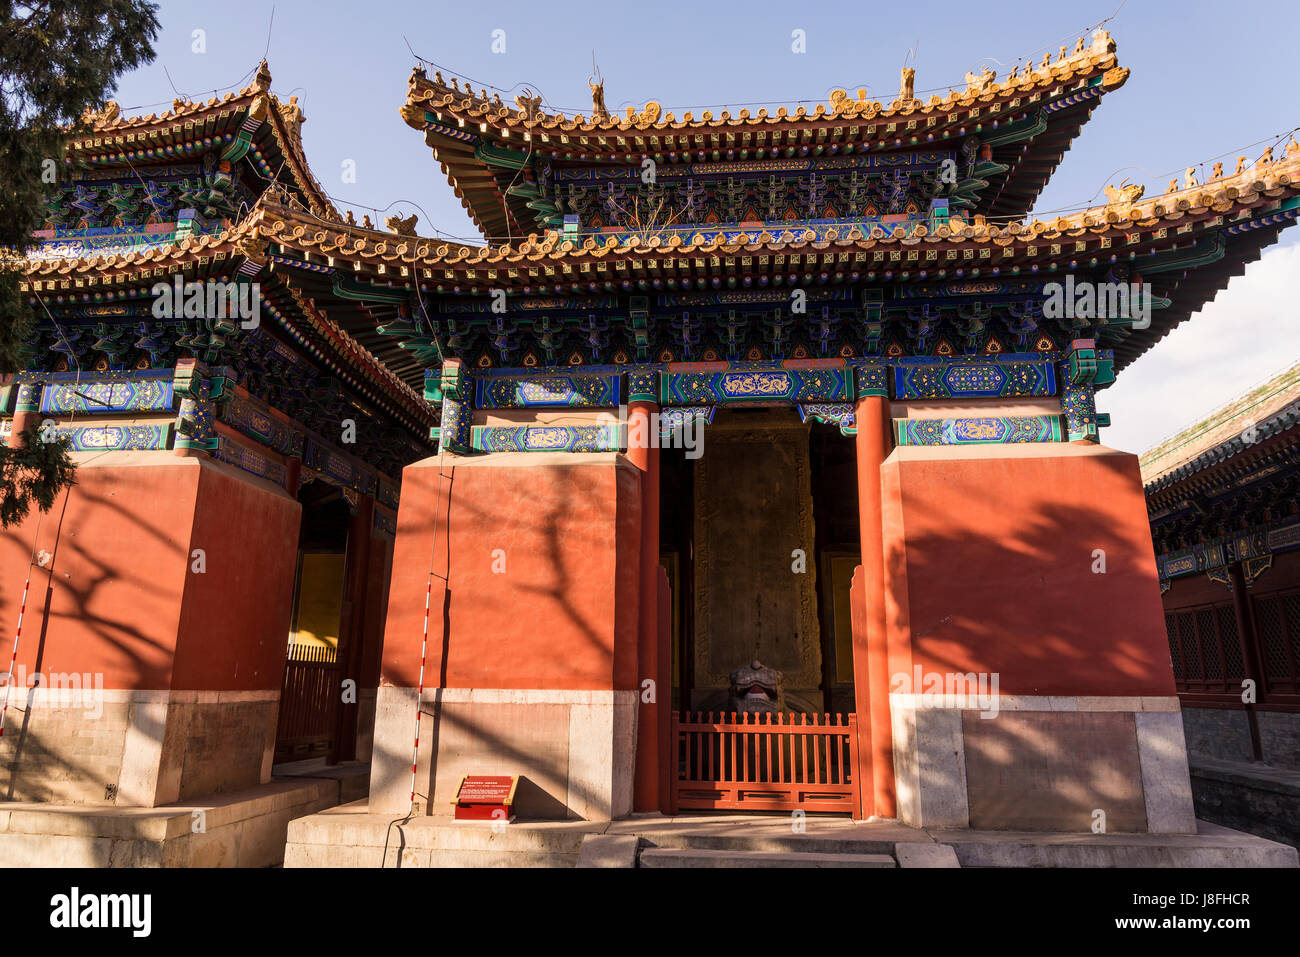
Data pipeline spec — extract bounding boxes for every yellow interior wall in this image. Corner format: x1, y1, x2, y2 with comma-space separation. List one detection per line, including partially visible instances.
292, 552, 346, 653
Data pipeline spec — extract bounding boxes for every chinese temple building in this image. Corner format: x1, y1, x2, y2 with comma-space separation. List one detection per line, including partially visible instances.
2, 30, 1299, 866
1143, 362, 1300, 849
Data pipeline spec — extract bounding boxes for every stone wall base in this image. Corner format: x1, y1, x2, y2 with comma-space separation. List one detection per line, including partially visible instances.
369, 686, 637, 821
891, 694, 1197, 833
0, 766, 366, 867
0, 689, 278, 806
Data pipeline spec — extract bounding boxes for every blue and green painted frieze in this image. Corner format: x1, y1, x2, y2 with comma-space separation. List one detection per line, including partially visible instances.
799, 404, 856, 435
39, 369, 175, 415
894, 415, 1063, 446
58, 423, 173, 452
892, 355, 1057, 400
661, 361, 851, 406
304, 436, 378, 496
474, 371, 621, 409
471, 424, 619, 453
220, 391, 306, 459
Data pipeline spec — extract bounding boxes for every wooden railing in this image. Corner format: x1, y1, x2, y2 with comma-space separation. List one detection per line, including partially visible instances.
274, 643, 341, 762
671, 711, 859, 813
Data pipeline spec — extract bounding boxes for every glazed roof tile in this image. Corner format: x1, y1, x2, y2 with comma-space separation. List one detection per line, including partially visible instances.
71, 60, 338, 222
402, 29, 1128, 237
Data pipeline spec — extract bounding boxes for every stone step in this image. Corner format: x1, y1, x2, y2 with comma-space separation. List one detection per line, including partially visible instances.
630, 830, 899, 856
640, 848, 896, 868
422, 850, 580, 868
284, 841, 582, 868
285, 811, 597, 855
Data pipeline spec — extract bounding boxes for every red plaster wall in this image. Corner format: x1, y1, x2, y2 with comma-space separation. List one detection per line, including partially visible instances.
0, 456, 299, 692
171, 460, 301, 690
880, 444, 1175, 695
380, 454, 641, 690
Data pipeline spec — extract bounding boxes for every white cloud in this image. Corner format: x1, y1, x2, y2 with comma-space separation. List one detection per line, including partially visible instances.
1099, 239, 1300, 454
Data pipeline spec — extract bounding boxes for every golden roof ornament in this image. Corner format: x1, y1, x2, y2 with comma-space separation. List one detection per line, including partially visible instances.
1104, 181, 1144, 206
237, 235, 269, 265
278, 95, 305, 127
1091, 27, 1116, 54
253, 58, 272, 93
626, 101, 660, 125
1257, 145, 1274, 166
899, 66, 915, 103
82, 100, 120, 125
1184, 167, 1199, 189
589, 77, 608, 121
385, 212, 419, 236
515, 92, 542, 122
399, 102, 425, 125
964, 67, 995, 92
829, 88, 875, 117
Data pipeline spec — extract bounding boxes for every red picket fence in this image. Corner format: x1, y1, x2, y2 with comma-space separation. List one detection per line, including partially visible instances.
274, 643, 341, 762
671, 711, 859, 813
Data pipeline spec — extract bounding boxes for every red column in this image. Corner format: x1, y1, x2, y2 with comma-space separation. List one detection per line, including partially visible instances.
333, 493, 374, 762
628, 399, 661, 812
1227, 561, 1264, 760
7, 381, 37, 448
854, 392, 896, 819
285, 457, 302, 498
6, 410, 31, 448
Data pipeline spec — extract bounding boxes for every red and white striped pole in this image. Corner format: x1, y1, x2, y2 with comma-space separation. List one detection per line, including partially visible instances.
408, 575, 432, 814
408, 449, 449, 815
0, 573, 32, 739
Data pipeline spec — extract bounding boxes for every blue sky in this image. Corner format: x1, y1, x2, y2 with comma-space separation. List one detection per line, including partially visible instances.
108, 0, 1300, 453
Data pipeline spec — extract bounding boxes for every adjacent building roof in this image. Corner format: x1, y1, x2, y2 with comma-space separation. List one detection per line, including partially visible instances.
1142, 362, 1300, 492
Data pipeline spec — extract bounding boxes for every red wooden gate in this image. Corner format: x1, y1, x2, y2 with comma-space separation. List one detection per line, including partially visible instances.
274, 643, 341, 762
671, 712, 860, 813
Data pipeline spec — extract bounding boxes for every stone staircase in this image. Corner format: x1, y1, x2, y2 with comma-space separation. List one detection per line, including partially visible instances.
639, 847, 897, 867
578, 828, 961, 867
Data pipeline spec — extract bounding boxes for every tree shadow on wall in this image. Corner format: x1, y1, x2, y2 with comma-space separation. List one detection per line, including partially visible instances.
372, 458, 635, 824
880, 485, 1172, 834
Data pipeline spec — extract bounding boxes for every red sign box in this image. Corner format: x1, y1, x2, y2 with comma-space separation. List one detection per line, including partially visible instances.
452, 775, 518, 821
